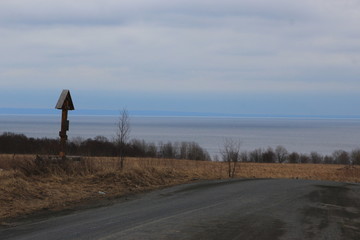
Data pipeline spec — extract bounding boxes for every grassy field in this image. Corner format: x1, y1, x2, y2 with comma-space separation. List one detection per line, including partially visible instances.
1, 154, 360, 223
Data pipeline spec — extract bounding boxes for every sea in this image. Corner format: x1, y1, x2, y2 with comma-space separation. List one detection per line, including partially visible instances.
1, 114, 360, 158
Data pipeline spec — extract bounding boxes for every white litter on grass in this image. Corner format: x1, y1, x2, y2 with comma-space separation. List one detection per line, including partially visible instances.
98, 191, 106, 195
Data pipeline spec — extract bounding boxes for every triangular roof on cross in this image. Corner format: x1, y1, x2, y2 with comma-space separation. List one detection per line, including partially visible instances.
55, 89, 75, 110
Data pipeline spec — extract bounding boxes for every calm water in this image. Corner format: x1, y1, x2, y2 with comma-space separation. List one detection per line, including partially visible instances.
1, 115, 360, 157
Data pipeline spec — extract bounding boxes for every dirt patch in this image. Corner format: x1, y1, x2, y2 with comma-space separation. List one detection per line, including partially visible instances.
302, 184, 360, 239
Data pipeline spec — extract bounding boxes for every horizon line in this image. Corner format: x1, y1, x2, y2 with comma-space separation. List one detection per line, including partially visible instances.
1, 107, 360, 119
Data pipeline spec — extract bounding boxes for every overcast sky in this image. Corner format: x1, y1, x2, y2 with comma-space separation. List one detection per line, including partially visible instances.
1, 0, 360, 116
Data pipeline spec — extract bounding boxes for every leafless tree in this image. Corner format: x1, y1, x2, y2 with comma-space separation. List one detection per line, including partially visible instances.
332, 150, 350, 165
275, 145, 288, 163
249, 148, 263, 163
116, 108, 131, 169
299, 154, 310, 164
220, 138, 241, 178
288, 152, 300, 163
351, 149, 360, 165
263, 147, 275, 163
240, 151, 249, 162
323, 155, 334, 164
310, 151, 323, 164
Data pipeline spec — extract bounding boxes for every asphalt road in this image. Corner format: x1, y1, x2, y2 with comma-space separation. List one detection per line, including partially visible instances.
1, 179, 360, 240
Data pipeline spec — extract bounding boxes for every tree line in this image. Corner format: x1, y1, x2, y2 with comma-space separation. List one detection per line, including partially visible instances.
218, 145, 360, 165
0, 132, 211, 161
2, 132, 360, 165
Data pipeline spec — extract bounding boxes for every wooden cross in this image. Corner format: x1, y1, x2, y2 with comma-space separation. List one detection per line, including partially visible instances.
55, 90, 75, 158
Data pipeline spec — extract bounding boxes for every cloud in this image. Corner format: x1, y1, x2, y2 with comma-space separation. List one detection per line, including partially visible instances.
0, 0, 360, 97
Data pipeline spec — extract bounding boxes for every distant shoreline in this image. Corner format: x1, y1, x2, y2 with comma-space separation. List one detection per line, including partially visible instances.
1, 108, 360, 119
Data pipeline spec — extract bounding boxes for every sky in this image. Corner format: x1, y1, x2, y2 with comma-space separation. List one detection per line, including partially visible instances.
0, 0, 360, 116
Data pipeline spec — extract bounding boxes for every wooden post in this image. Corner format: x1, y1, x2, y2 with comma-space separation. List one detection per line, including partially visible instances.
59, 108, 69, 157
55, 90, 75, 158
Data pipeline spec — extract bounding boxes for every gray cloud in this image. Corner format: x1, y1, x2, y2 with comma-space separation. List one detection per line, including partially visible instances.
0, 0, 360, 95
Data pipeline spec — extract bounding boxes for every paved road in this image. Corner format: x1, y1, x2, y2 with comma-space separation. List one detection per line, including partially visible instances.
1, 179, 360, 240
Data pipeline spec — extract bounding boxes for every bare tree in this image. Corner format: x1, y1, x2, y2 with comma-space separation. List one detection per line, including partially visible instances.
288, 152, 300, 164
116, 108, 131, 169
332, 150, 350, 165
351, 149, 360, 165
323, 155, 334, 164
249, 148, 263, 163
310, 151, 323, 164
275, 145, 288, 163
263, 147, 275, 163
299, 154, 310, 164
240, 151, 249, 162
220, 139, 241, 178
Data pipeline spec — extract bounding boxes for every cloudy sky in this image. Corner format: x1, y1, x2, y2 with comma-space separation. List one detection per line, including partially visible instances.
1, 0, 360, 116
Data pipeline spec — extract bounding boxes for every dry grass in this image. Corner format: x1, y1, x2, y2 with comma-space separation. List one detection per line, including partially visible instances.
237, 162, 360, 183
1, 154, 360, 222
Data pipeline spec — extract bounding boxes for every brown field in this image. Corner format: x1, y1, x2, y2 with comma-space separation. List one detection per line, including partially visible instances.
1, 154, 360, 223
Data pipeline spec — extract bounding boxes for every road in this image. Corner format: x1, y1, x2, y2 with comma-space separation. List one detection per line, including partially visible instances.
1, 179, 360, 240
